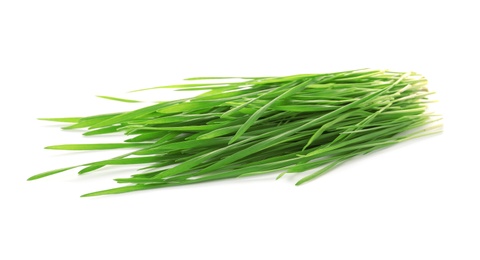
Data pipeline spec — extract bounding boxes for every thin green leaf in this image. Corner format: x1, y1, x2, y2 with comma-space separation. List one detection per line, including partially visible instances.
45, 143, 152, 150
38, 117, 82, 123
295, 159, 347, 185
130, 83, 228, 92
229, 79, 314, 144
28, 166, 78, 180
96, 95, 140, 103
83, 125, 120, 136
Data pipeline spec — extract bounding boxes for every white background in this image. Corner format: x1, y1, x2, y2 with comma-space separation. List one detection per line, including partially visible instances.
1, 1, 479, 259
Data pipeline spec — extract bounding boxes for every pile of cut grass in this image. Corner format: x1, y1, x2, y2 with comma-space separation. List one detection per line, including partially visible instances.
30, 69, 441, 197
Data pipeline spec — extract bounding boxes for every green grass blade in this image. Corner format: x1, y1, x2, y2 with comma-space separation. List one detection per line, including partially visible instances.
83, 126, 120, 136
63, 113, 122, 129
45, 143, 152, 150
96, 95, 140, 103
295, 159, 347, 185
229, 79, 314, 144
81, 184, 164, 197
157, 101, 225, 114
38, 117, 82, 123
90, 102, 174, 129
131, 83, 228, 92
28, 166, 78, 180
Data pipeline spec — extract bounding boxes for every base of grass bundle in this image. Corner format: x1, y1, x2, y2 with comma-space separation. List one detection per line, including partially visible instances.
30, 69, 442, 197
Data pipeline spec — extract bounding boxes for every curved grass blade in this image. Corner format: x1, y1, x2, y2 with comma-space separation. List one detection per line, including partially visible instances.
229, 79, 314, 144
28, 166, 79, 181
81, 184, 165, 197
96, 95, 140, 103
89, 102, 175, 129
295, 159, 347, 185
83, 125, 121, 136
130, 83, 229, 92
45, 143, 152, 150
38, 117, 82, 123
